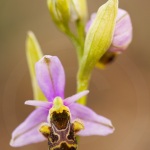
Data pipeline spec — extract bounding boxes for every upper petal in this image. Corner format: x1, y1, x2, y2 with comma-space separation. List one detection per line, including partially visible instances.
69, 103, 114, 136
25, 100, 52, 109
109, 8, 132, 53
10, 108, 48, 147
64, 90, 89, 105
35, 55, 65, 102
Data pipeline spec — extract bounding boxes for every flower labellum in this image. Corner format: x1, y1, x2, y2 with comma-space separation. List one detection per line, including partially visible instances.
96, 51, 117, 69
40, 97, 84, 150
10, 55, 114, 147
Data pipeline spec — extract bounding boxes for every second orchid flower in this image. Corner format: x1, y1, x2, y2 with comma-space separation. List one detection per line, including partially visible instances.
86, 8, 132, 68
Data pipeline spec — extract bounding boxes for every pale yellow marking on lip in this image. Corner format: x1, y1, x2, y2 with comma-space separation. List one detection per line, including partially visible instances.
73, 119, 84, 133
39, 123, 51, 136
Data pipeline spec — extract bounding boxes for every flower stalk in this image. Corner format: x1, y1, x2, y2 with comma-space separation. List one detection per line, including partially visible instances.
77, 0, 118, 104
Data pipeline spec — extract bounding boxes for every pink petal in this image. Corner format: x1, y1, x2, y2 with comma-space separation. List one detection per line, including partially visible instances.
25, 100, 52, 109
77, 120, 114, 136
10, 108, 48, 147
69, 103, 114, 136
64, 90, 89, 105
10, 125, 45, 147
85, 13, 96, 33
109, 8, 132, 53
35, 55, 65, 102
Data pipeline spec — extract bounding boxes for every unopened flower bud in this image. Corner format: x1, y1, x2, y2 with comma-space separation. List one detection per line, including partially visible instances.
71, 0, 87, 22
47, 0, 70, 25
47, 0, 88, 34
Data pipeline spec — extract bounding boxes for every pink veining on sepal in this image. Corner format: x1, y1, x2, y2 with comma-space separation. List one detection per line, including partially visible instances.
35, 55, 65, 101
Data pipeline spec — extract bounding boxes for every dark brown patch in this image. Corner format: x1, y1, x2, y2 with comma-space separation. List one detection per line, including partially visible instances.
51, 110, 70, 130
44, 57, 51, 64
49, 130, 59, 143
99, 51, 116, 65
67, 124, 75, 141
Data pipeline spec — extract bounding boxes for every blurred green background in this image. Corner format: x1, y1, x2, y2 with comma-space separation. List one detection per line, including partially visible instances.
1, 0, 150, 150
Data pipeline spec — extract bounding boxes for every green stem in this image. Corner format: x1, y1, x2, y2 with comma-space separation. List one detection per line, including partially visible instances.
76, 20, 85, 57
60, 22, 90, 105
75, 21, 91, 105
77, 72, 91, 105
64, 28, 83, 64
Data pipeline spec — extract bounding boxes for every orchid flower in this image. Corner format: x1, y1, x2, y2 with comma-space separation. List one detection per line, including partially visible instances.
10, 55, 114, 147
86, 8, 132, 54
85, 8, 132, 68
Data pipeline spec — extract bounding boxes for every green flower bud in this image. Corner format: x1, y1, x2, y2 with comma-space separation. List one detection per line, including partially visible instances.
47, 0, 70, 32
47, 0, 87, 30
71, 0, 87, 22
